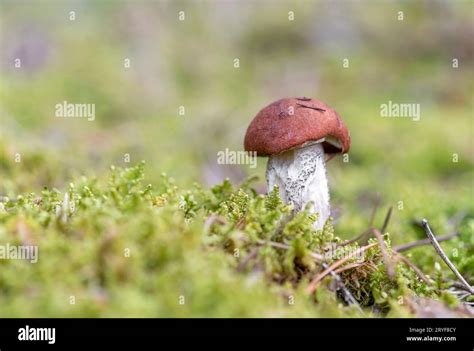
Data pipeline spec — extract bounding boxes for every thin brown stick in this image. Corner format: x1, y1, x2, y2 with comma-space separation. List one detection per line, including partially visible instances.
394, 253, 432, 286
380, 206, 393, 233
393, 232, 459, 252
257, 240, 363, 312
306, 243, 378, 294
372, 228, 395, 279
333, 262, 365, 274
339, 228, 371, 247
204, 214, 226, 232
339, 201, 388, 248
237, 247, 259, 272
320, 262, 364, 314
447, 210, 468, 228
369, 197, 380, 228
256, 239, 290, 250
422, 219, 473, 294
449, 281, 474, 293
256, 238, 370, 312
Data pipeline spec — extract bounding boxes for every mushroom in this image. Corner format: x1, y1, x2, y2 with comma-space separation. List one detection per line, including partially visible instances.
244, 97, 350, 230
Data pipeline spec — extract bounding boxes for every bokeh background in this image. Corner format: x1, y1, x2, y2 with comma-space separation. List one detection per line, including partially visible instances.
1, 0, 473, 262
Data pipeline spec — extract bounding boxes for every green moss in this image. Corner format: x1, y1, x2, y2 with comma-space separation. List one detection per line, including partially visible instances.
1, 162, 467, 317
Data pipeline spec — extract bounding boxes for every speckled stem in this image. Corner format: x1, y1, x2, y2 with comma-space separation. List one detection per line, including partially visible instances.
266, 143, 330, 230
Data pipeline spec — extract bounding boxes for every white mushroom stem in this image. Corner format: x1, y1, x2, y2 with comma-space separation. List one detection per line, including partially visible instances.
266, 143, 330, 230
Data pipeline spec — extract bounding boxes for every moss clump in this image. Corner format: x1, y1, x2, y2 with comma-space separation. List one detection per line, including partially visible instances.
0, 162, 466, 317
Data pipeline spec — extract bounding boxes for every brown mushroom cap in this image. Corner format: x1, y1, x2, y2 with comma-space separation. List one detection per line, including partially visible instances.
244, 97, 350, 157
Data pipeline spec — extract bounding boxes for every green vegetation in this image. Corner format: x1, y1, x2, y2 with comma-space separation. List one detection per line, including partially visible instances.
0, 161, 471, 317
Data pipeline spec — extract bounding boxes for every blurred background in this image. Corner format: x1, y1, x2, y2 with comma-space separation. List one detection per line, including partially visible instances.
1, 0, 473, 242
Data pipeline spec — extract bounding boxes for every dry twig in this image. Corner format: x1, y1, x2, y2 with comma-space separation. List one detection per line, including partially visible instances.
422, 219, 473, 294
321, 262, 364, 314
340, 202, 393, 247
306, 243, 378, 294
237, 247, 260, 272
333, 262, 365, 274
339, 228, 371, 247
394, 253, 432, 286
256, 240, 363, 312
449, 281, 474, 294
371, 228, 395, 280
204, 214, 226, 233
380, 207, 393, 234
393, 232, 459, 252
